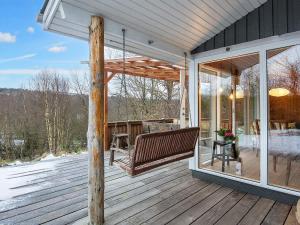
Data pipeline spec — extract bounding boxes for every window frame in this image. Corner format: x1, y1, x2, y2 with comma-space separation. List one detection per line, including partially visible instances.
190, 30, 300, 197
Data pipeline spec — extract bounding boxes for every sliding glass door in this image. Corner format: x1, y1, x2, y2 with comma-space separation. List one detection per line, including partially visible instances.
267, 45, 300, 191
198, 53, 260, 181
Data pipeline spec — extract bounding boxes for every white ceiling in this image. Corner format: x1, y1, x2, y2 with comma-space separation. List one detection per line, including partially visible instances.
40, 0, 267, 64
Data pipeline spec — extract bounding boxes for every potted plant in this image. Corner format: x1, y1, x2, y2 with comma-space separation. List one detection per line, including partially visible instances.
215, 128, 236, 142
215, 128, 239, 159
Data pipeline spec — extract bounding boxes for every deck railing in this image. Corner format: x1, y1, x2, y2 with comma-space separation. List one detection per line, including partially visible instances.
105, 119, 175, 150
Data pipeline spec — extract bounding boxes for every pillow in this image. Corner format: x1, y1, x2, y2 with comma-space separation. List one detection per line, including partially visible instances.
288, 122, 296, 129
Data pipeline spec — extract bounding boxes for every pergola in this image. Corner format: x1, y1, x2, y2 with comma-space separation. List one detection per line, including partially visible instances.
101, 56, 187, 151
105, 56, 183, 82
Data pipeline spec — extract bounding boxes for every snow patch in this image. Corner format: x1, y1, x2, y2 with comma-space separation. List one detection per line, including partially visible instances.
0, 160, 58, 202
41, 153, 60, 161
8, 160, 23, 166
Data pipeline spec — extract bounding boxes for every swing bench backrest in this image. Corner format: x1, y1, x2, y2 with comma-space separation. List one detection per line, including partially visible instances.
114, 127, 199, 176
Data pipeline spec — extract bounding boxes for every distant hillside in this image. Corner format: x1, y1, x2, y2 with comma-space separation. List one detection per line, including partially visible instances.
0, 88, 24, 94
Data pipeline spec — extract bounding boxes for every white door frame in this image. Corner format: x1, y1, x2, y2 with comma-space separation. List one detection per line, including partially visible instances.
190, 30, 300, 197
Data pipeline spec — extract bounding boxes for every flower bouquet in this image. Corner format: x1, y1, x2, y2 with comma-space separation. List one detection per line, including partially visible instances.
215, 128, 236, 142
215, 128, 239, 159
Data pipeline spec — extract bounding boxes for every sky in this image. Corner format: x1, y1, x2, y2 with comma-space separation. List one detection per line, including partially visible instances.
0, 0, 90, 89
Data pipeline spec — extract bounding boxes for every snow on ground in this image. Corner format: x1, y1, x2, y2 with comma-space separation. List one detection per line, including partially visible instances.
41, 153, 62, 161
0, 160, 58, 201
0, 151, 88, 211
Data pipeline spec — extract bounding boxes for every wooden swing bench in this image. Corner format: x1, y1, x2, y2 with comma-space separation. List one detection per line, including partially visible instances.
110, 127, 199, 176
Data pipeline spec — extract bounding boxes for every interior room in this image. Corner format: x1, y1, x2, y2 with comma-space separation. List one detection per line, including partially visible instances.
198, 45, 300, 191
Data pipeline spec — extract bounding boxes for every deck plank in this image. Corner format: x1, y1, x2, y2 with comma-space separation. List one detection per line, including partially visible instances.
238, 197, 275, 225
167, 187, 233, 225
0, 154, 296, 225
261, 202, 291, 225
143, 183, 221, 225
105, 176, 200, 225
121, 181, 210, 225
284, 206, 299, 225
191, 190, 246, 225
214, 194, 260, 225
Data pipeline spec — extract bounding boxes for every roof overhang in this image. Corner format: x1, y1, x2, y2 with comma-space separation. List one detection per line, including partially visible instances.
38, 0, 267, 65
38, 0, 187, 65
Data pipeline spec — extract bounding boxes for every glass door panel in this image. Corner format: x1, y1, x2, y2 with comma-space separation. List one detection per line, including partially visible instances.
198, 53, 260, 181
267, 45, 300, 191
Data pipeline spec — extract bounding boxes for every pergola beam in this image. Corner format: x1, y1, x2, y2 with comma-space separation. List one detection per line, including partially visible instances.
104, 56, 182, 81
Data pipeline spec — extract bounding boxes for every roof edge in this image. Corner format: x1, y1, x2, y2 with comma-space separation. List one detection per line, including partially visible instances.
37, 0, 49, 23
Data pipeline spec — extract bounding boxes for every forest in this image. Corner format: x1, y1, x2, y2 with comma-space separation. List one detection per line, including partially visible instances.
0, 71, 180, 164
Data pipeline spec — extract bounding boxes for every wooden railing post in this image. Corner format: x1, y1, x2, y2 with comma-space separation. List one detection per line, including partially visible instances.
88, 16, 105, 225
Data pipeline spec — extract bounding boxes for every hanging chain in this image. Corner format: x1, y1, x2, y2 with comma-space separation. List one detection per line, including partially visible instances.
122, 29, 129, 121
184, 52, 193, 127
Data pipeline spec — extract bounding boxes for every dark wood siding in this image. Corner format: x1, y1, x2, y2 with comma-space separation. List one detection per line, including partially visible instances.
236, 17, 247, 44
259, 0, 273, 38
225, 24, 235, 46
273, 0, 288, 35
247, 8, 260, 41
191, 0, 299, 55
214, 31, 225, 48
287, 0, 300, 32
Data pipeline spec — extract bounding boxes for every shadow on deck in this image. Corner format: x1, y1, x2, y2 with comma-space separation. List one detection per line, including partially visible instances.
0, 153, 298, 225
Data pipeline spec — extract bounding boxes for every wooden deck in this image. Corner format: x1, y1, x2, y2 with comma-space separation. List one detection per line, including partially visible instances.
0, 153, 298, 225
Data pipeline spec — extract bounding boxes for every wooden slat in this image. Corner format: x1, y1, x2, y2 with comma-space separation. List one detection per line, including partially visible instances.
121, 181, 210, 225
144, 183, 221, 225
225, 24, 235, 46
214, 194, 259, 225
191, 191, 246, 225
247, 8, 260, 41
261, 202, 291, 225
104, 176, 202, 225
259, 0, 273, 38
105, 170, 190, 206
288, 0, 300, 32
238, 197, 275, 225
235, 16, 247, 44
273, 0, 288, 35
167, 187, 233, 225
0, 153, 296, 225
214, 30, 225, 49
284, 206, 299, 225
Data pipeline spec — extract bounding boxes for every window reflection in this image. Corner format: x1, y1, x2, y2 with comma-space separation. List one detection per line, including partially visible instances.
198, 53, 260, 181
268, 46, 300, 190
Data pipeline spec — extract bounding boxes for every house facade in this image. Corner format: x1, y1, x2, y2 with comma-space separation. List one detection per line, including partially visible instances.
189, 0, 300, 199
39, 0, 300, 199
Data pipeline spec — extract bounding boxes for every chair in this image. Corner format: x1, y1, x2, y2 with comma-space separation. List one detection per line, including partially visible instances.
273, 122, 281, 130
109, 121, 133, 166
211, 140, 237, 172
110, 127, 199, 176
252, 119, 260, 157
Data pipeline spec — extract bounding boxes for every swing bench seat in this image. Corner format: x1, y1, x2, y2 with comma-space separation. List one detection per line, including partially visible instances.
111, 127, 199, 176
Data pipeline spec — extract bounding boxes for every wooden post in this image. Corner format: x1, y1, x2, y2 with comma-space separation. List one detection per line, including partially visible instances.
88, 16, 105, 225
180, 69, 186, 128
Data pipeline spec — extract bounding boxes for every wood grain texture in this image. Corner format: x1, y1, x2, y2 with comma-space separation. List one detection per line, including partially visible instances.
261, 201, 291, 225
0, 155, 296, 225
88, 16, 105, 225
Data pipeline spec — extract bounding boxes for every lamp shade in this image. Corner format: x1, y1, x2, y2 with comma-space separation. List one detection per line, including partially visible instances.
269, 88, 289, 97
229, 90, 244, 99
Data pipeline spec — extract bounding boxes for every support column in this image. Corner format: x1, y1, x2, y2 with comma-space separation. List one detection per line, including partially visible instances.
180, 69, 187, 128
88, 16, 105, 225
